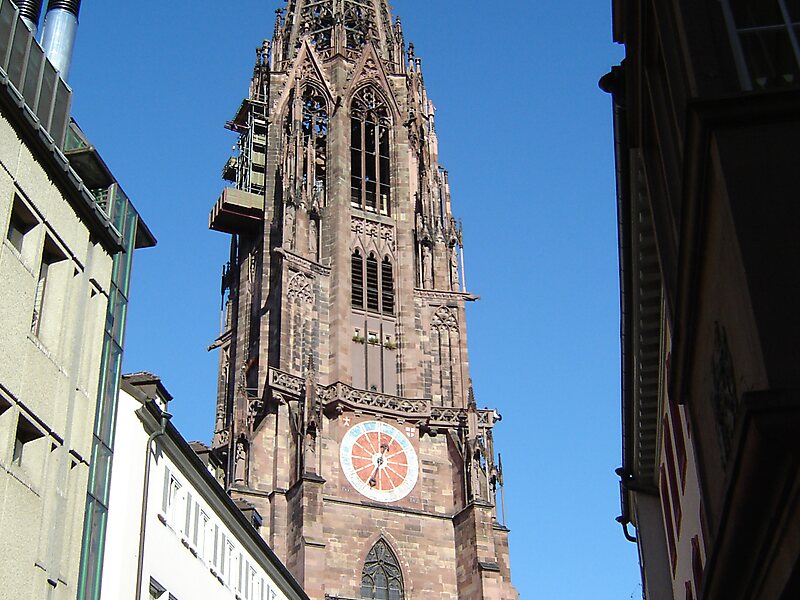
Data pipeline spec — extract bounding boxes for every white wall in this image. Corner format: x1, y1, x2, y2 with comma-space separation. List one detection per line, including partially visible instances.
102, 389, 295, 600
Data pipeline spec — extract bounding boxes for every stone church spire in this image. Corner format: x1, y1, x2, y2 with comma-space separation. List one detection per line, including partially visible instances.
207, 1, 517, 597
273, 0, 403, 69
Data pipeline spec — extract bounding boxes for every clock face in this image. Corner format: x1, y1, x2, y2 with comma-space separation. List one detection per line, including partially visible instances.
339, 420, 419, 503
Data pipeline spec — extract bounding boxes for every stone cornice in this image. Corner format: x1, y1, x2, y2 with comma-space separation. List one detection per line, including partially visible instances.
414, 289, 479, 302
268, 367, 499, 429
323, 495, 456, 521
274, 247, 331, 276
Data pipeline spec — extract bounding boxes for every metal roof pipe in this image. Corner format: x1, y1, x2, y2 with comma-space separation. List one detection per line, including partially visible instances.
40, 0, 81, 81
16, 0, 44, 34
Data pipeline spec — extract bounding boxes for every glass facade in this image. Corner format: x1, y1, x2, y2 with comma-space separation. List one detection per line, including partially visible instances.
722, 0, 800, 89
77, 185, 140, 600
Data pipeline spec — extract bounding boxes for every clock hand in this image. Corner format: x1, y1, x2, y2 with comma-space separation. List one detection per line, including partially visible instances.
368, 443, 391, 487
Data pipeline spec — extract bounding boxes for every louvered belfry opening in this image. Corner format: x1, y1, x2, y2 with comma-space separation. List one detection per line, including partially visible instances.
352, 250, 365, 308
381, 257, 394, 314
365, 253, 379, 312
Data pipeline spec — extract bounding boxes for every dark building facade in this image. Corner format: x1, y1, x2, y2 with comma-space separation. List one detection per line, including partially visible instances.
207, 1, 516, 598
602, 1, 800, 599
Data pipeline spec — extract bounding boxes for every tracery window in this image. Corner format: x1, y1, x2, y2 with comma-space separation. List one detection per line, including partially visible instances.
721, 0, 800, 89
360, 539, 404, 600
302, 87, 329, 201
286, 87, 329, 204
344, 0, 374, 50
303, 0, 334, 49
351, 88, 391, 215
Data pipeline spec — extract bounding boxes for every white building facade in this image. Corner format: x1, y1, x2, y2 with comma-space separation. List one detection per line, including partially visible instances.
102, 374, 309, 600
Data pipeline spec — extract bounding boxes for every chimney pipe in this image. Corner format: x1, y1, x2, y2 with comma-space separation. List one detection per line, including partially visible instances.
16, 0, 44, 34
40, 0, 81, 81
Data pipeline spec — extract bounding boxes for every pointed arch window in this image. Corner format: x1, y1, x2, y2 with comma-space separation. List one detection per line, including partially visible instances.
286, 87, 329, 205
360, 539, 404, 600
381, 257, 394, 314
301, 87, 329, 203
302, 0, 334, 49
351, 251, 394, 316
351, 250, 364, 309
351, 88, 391, 215
365, 253, 380, 312
344, 0, 374, 50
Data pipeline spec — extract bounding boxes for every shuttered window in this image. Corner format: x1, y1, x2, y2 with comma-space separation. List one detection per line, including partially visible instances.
381, 257, 394, 314
352, 251, 364, 308
366, 254, 379, 312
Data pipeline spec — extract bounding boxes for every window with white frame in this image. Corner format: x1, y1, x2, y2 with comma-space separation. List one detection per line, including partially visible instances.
195, 508, 209, 558
162, 468, 182, 525
721, 0, 800, 89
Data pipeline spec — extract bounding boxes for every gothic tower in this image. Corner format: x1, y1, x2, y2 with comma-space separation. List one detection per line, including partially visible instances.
208, 1, 517, 597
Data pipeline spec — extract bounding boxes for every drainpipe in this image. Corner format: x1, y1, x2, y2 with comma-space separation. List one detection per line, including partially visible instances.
134, 404, 172, 600
40, 0, 81, 80
16, 0, 44, 33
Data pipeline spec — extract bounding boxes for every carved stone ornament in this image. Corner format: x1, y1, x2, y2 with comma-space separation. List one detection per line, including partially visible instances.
351, 86, 390, 125
360, 57, 380, 82
309, 218, 319, 259
287, 271, 315, 304
267, 368, 498, 429
234, 436, 248, 484
270, 368, 306, 396
276, 247, 331, 276
213, 427, 230, 448
352, 217, 396, 247
351, 218, 366, 236
415, 289, 478, 302
284, 203, 296, 249
248, 396, 264, 425
431, 306, 459, 331
430, 406, 492, 427
298, 56, 317, 82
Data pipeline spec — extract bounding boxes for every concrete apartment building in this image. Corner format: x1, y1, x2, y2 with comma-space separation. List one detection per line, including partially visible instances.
601, 1, 800, 599
0, 1, 154, 598
101, 374, 310, 600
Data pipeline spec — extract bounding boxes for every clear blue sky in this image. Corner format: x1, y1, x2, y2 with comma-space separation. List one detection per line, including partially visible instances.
67, 1, 639, 597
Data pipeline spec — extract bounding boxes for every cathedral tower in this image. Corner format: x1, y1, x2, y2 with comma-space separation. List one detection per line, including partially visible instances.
208, 2, 517, 597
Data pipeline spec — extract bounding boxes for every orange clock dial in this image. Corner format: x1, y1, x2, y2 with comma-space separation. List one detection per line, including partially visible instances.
340, 421, 419, 502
